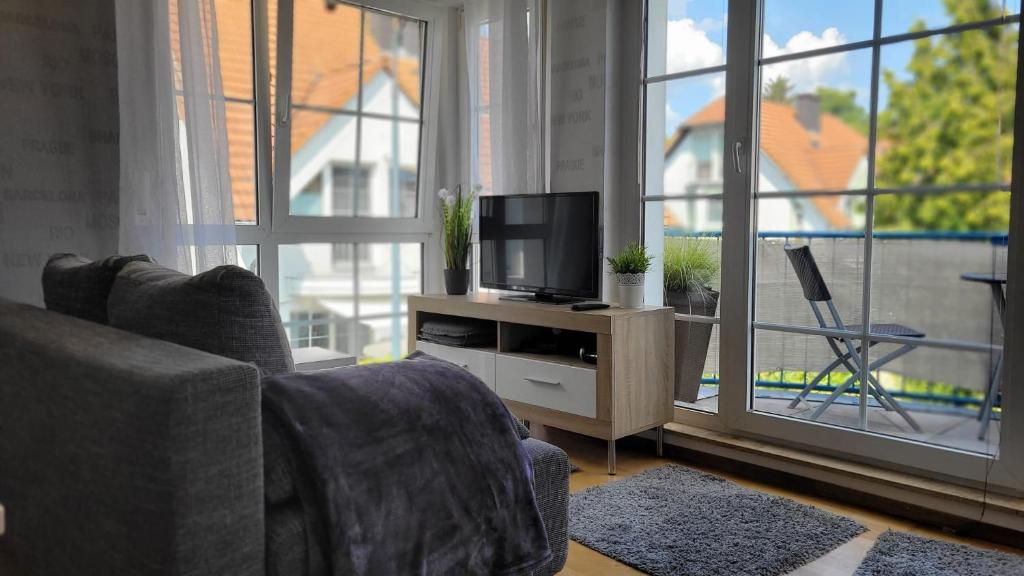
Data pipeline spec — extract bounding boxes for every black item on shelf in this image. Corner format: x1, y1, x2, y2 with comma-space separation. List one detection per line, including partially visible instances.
418, 318, 496, 348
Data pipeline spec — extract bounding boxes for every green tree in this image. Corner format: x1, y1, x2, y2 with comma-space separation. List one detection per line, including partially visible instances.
762, 76, 793, 103
816, 87, 869, 135
875, 0, 1017, 232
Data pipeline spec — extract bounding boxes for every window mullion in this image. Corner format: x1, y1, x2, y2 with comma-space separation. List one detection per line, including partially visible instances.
354, 9, 366, 218
271, 0, 295, 236
857, 0, 885, 430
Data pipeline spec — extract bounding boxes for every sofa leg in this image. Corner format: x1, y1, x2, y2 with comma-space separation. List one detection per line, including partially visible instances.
656, 426, 664, 458
607, 440, 616, 475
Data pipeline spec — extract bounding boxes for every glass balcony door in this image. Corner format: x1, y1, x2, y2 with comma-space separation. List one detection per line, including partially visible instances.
644, 0, 1024, 490
728, 0, 1022, 490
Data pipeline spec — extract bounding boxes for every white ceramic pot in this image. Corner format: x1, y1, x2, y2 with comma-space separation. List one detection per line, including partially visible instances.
616, 272, 645, 308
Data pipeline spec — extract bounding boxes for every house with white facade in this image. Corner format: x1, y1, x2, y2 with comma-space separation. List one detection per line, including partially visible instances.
662, 93, 868, 233
264, 6, 424, 361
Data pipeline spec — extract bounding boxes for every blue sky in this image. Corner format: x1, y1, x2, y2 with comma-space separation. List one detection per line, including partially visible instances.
658, 0, 1020, 136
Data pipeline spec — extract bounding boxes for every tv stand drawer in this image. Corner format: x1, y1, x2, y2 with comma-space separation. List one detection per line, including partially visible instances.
495, 355, 596, 418
415, 341, 496, 390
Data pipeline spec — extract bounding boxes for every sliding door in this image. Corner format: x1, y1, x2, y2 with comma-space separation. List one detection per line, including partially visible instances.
644, 0, 1024, 490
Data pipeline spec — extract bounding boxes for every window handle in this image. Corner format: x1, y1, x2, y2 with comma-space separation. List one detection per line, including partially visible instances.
280, 94, 290, 125
733, 140, 744, 174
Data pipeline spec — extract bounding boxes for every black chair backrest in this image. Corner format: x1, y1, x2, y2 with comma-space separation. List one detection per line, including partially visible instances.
784, 244, 832, 302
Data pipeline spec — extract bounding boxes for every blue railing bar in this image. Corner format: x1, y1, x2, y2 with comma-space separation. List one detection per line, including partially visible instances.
697, 377, 993, 407
666, 229, 1009, 244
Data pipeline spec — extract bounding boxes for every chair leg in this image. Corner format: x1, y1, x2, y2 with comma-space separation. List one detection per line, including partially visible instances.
788, 355, 848, 409
865, 345, 923, 433
869, 379, 922, 433
978, 353, 1002, 421
978, 353, 1002, 441
809, 374, 859, 421
866, 374, 897, 411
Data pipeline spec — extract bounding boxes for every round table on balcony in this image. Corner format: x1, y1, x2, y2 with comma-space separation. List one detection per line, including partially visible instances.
960, 272, 1006, 440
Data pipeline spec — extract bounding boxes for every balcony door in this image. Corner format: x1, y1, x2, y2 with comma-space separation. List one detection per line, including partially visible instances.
644, 0, 1023, 491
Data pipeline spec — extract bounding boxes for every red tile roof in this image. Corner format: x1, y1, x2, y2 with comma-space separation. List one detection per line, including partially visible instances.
665, 97, 867, 229
193, 1, 422, 222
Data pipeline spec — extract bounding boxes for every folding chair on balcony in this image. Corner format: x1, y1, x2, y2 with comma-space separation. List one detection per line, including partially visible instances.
783, 245, 924, 433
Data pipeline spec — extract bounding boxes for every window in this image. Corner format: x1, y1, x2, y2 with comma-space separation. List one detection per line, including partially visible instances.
400, 168, 418, 217
696, 159, 713, 181
643, 0, 1022, 489
168, 0, 260, 226
219, 0, 442, 364
749, 0, 1016, 454
644, 0, 729, 414
290, 311, 331, 349
332, 242, 371, 264
331, 164, 372, 216
282, 2, 424, 219
279, 243, 422, 361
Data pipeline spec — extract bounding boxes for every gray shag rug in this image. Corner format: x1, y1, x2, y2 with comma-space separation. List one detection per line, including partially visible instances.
569, 464, 866, 576
855, 531, 1024, 575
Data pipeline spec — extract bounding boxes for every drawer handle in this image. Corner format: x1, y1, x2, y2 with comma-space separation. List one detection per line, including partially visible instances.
524, 376, 561, 387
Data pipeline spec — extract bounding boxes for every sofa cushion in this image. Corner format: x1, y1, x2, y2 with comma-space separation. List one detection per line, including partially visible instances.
42, 253, 154, 324
108, 261, 294, 375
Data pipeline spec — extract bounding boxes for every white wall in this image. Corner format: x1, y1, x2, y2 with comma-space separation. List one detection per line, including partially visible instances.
0, 0, 120, 305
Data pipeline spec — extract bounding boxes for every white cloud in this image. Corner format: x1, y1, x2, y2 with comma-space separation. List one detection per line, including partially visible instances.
761, 27, 849, 93
665, 18, 724, 74
706, 74, 725, 97
664, 104, 683, 137
695, 16, 725, 34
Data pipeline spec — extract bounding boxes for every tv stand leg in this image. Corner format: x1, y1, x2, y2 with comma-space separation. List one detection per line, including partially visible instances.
656, 426, 664, 458
607, 440, 616, 475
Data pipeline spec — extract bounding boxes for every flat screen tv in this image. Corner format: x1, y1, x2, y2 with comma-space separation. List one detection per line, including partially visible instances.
479, 191, 600, 304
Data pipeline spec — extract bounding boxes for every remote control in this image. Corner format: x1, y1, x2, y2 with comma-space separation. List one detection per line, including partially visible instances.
571, 302, 610, 311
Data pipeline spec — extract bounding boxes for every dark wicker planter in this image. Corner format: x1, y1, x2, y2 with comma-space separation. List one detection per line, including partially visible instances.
444, 268, 471, 295
665, 288, 719, 404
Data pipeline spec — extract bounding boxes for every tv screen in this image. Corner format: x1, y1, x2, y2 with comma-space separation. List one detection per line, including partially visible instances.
479, 192, 600, 299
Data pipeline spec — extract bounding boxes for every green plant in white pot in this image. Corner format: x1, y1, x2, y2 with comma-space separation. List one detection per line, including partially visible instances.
438, 185, 475, 295
664, 237, 720, 403
607, 242, 653, 309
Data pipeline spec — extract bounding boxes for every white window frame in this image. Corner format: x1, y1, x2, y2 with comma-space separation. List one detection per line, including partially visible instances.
235, 0, 446, 307
642, 0, 1024, 493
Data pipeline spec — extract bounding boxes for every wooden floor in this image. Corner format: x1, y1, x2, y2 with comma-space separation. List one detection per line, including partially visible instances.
532, 425, 1024, 576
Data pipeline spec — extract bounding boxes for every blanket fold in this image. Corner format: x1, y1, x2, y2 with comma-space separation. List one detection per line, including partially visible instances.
261, 352, 551, 576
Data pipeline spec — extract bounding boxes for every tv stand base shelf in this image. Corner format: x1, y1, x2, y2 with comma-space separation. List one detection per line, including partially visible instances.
408, 293, 674, 474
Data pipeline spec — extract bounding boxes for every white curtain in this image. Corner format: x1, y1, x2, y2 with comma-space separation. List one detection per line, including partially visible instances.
116, 0, 236, 273
464, 0, 544, 196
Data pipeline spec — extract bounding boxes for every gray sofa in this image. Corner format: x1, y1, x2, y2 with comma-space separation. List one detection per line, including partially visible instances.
0, 260, 569, 576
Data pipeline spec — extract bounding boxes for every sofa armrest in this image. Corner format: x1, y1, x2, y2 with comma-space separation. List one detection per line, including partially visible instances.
0, 300, 264, 576
521, 438, 570, 576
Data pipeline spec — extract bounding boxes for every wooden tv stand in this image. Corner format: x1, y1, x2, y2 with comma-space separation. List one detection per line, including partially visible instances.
408, 293, 674, 474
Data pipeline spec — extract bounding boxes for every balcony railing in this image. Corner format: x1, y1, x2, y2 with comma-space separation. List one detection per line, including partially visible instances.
666, 229, 1007, 413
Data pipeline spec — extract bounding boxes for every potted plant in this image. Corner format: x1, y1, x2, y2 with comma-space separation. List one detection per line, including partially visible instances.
606, 242, 653, 309
438, 186, 475, 295
663, 237, 720, 403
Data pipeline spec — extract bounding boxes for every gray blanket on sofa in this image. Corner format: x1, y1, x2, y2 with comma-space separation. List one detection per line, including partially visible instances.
260, 352, 551, 576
